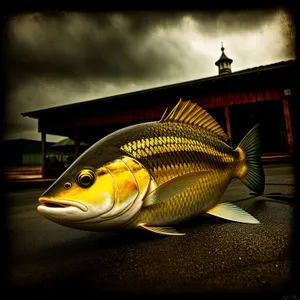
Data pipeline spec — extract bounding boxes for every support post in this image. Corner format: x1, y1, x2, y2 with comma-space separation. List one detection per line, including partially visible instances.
74, 128, 79, 158
224, 106, 232, 146
41, 132, 46, 178
282, 97, 294, 153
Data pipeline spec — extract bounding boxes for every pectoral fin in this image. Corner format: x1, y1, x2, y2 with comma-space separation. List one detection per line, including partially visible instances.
139, 224, 185, 236
143, 171, 211, 208
206, 202, 260, 224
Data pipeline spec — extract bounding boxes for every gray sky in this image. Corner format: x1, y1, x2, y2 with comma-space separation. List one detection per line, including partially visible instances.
3, 9, 296, 142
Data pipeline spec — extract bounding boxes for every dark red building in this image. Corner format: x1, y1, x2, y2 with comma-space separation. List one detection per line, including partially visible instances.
22, 46, 296, 178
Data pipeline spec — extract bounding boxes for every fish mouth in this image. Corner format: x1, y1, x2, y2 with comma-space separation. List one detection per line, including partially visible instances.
38, 197, 88, 212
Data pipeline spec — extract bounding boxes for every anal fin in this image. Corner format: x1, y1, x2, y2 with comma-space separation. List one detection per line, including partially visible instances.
139, 224, 185, 236
206, 202, 260, 224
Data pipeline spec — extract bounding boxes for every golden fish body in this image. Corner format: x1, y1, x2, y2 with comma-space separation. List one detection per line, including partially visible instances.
120, 122, 237, 228
37, 100, 264, 236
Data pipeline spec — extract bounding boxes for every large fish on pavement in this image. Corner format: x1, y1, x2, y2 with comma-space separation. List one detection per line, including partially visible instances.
38, 99, 265, 236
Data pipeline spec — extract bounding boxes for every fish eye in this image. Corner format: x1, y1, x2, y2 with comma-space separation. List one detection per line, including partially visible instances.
64, 182, 72, 189
76, 169, 96, 188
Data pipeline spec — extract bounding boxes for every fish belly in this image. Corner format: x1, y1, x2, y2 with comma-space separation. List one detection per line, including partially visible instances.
134, 169, 232, 227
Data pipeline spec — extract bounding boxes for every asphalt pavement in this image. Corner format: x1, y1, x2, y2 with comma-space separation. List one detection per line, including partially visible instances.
5, 163, 296, 297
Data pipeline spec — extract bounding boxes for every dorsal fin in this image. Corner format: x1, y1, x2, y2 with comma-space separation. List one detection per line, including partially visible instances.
159, 99, 229, 141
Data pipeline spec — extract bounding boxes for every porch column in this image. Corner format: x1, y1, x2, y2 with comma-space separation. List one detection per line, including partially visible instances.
74, 128, 79, 158
41, 132, 46, 178
282, 97, 294, 153
224, 106, 232, 146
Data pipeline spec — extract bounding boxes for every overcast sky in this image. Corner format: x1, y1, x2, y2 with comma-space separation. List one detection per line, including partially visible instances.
3, 9, 296, 142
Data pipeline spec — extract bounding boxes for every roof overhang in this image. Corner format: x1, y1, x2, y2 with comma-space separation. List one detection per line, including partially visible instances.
21, 60, 296, 120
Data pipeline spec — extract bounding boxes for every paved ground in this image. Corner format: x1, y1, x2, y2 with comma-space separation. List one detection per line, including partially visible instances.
5, 163, 296, 296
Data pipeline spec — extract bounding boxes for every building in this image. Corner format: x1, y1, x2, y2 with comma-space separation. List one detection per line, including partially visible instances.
3, 139, 55, 166
22, 45, 296, 178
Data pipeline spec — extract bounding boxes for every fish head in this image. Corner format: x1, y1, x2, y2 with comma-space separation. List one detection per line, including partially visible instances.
37, 144, 151, 231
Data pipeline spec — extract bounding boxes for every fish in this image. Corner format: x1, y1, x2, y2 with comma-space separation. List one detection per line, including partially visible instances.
37, 99, 265, 236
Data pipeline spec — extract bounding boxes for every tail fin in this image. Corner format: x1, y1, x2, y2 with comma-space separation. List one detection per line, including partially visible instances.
235, 125, 265, 195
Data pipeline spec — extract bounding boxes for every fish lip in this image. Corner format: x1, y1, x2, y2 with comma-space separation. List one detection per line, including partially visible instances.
38, 197, 88, 212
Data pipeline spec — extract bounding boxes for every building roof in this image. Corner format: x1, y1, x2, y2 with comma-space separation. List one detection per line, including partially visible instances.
3, 138, 54, 144
3, 139, 55, 153
215, 45, 233, 66
50, 138, 90, 147
22, 59, 296, 119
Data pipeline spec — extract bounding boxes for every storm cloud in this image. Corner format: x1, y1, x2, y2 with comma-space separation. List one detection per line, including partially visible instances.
3, 9, 296, 142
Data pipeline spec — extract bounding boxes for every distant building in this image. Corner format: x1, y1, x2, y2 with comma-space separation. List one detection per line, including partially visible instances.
49, 138, 90, 162
3, 138, 91, 179
3, 139, 55, 166
22, 44, 296, 178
